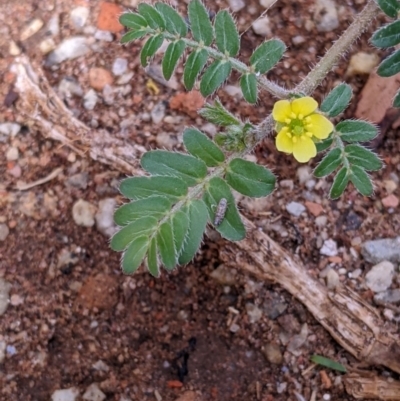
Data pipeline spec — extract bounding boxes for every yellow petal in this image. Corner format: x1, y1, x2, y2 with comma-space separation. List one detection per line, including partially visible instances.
291, 97, 318, 116
293, 136, 317, 163
276, 130, 293, 154
307, 114, 334, 139
272, 100, 292, 122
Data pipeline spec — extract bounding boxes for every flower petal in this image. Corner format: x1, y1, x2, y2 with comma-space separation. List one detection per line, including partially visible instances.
307, 114, 333, 139
291, 97, 318, 116
272, 100, 292, 122
293, 136, 317, 163
276, 130, 293, 154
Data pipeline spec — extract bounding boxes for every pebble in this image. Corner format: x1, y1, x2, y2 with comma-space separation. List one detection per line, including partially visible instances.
58, 77, 83, 98
374, 289, 400, 304
0, 278, 11, 316
297, 166, 312, 184
260, 0, 276, 7
228, 0, 245, 12
10, 294, 23, 306
262, 342, 283, 364
252, 16, 271, 36
6, 147, 19, 161
151, 102, 167, 124
320, 239, 338, 256
20, 18, 44, 41
210, 264, 237, 285
384, 179, 398, 194
66, 172, 89, 189
117, 71, 134, 85
46, 15, 60, 36
46, 37, 89, 66
315, 215, 328, 227
174, 391, 197, 401
97, 2, 124, 33
292, 35, 306, 45
346, 52, 379, 76
326, 269, 339, 289
263, 296, 288, 320
286, 201, 305, 217
156, 131, 178, 149
112, 58, 128, 76
0, 223, 9, 241
70, 7, 89, 30
51, 388, 80, 401
381, 194, 399, 208
9, 40, 21, 56
305, 201, 323, 217
245, 303, 263, 324
94, 30, 114, 42
92, 360, 110, 372
361, 237, 400, 264
83, 383, 106, 401
89, 67, 113, 91
6, 345, 16, 356
229, 323, 240, 333
95, 198, 118, 237
83, 89, 99, 110
287, 323, 308, 354
72, 199, 96, 227
349, 268, 362, 279
314, 0, 339, 32
0, 341, 6, 363
39, 38, 56, 54
0, 122, 21, 138
102, 85, 115, 105
365, 261, 394, 292
280, 179, 294, 190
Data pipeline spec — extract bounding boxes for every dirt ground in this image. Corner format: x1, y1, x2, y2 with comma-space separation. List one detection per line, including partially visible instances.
0, 0, 399, 400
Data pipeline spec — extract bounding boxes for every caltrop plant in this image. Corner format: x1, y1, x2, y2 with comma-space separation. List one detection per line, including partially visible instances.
111, 0, 399, 275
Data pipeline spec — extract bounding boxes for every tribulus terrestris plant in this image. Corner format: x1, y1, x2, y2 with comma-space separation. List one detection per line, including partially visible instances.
110, 0, 399, 275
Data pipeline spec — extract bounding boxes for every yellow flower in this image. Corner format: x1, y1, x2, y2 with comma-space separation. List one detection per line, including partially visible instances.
273, 97, 333, 163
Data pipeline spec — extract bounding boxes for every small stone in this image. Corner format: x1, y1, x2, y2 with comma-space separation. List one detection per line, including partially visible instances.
102, 85, 115, 105
58, 77, 83, 98
72, 199, 96, 227
280, 179, 294, 190
174, 391, 197, 401
151, 101, 166, 124
263, 297, 287, 320
346, 52, 379, 76
320, 239, 338, 256
92, 360, 110, 372
39, 38, 56, 54
286, 201, 305, 217
0, 123, 21, 138
97, 2, 123, 33
6, 147, 19, 161
210, 264, 237, 285
46, 15, 60, 36
156, 131, 178, 149
252, 16, 271, 36
83, 383, 106, 401
262, 342, 283, 364
245, 303, 263, 324
374, 289, 400, 304
292, 35, 306, 45
315, 215, 328, 227
0, 224, 10, 241
0, 341, 6, 363
70, 7, 89, 30
10, 294, 23, 306
66, 172, 88, 189
361, 237, 400, 264
228, 0, 245, 12
0, 279, 11, 316
260, 0, 276, 7
229, 323, 240, 333
89, 67, 113, 91
83, 89, 98, 110
326, 269, 340, 290
384, 179, 398, 194
305, 201, 324, 217
314, 0, 339, 33
51, 388, 80, 401
95, 198, 118, 237
20, 18, 44, 41
9, 40, 21, 56
382, 194, 399, 208
112, 58, 128, 76
365, 261, 394, 293
350, 268, 362, 279
46, 37, 89, 66
117, 71, 134, 85
94, 30, 114, 42
297, 166, 312, 184
287, 323, 308, 354
8, 163, 22, 178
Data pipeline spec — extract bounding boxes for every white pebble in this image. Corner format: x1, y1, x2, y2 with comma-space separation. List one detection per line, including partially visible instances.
112, 58, 128, 76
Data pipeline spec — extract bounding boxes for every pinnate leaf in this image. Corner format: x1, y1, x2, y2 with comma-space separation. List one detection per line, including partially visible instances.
240, 73, 258, 104
345, 144, 382, 171
119, 13, 148, 29
138, 3, 165, 29
147, 238, 160, 277
320, 83, 352, 117
200, 60, 232, 97
377, 49, 400, 77
155, 3, 188, 36
214, 10, 240, 56
122, 235, 149, 274
314, 148, 342, 177
172, 210, 190, 257
198, 99, 241, 126
121, 29, 149, 44
183, 128, 225, 167
162, 40, 186, 80
203, 177, 245, 241
330, 167, 349, 199
183, 49, 208, 90
377, 0, 400, 17
226, 158, 276, 197
371, 21, 400, 48
350, 166, 373, 196
315, 136, 333, 153
141, 150, 207, 186
157, 222, 176, 270
336, 120, 377, 142
250, 39, 286, 74
188, 0, 213, 46
140, 34, 164, 66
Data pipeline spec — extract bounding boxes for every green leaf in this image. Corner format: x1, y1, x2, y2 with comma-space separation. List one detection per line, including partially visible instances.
121, 29, 149, 44
140, 34, 164, 67
394, 88, 400, 107
111, 216, 158, 251
183, 49, 208, 90
200, 60, 232, 97
120, 176, 188, 201
199, 99, 241, 126
155, 3, 188, 36
336, 120, 378, 142
162, 40, 186, 80
315, 136, 333, 153
138, 3, 165, 30
172, 210, 190, 257
114, 196, 172, 226
141, 150, 208, 186
320, 83, 352, 117
214, 10, 240, 56
310, 355, 347, 373
377, 49, 400, 77
178, 199, 208, 265
225, 158, 276, 197
330, 167, 349, 199
376, 0, 400, 18
240, 73, 258, 104
147, 238, 160, 277
250, 39, 286, 74
345, 144, 382, 171
203, 177, 245, 241
183, 128, 225, 167
157, 221, 176, 270
119, 13, 148, 29
350, 166, 373, 196
188, 0, 213, 46
314, 148, 343, 177
371, 21, 400, 48
122, 235, 149, 274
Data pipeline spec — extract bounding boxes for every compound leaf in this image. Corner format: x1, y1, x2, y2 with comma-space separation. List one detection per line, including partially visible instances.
371, 21, 400, 48
119, 13, 148, 29
336, 120, 378, 142
330, 167, 349, 199
378, 49, 400, 77
121, 29, 149, 44
122, 235, 149, 274
188, 0, 213, 46
183, 49, 208, 90
183, 128, 225, 167
138, 3, 165, 30
350, 166, 373, 196
214, 10, 240, 56
316, 136, 333, 153
141, 150, 208, 186
140, 34, 164, 66
199, 99, 241, 126
172, 210, 190, 257
250, 39, 286, 74
162, 40, 186, 80
200, 60, 232, 97
376, 0, 400, 17
320, 83, 352, 117
157, 221, 176, 270
155, 2, 188, 36
314, 148, 342, 177
226, 158, 276, 197
345, 144, 382, 171
240, 73, 258, 104
147, 237, 160, 277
